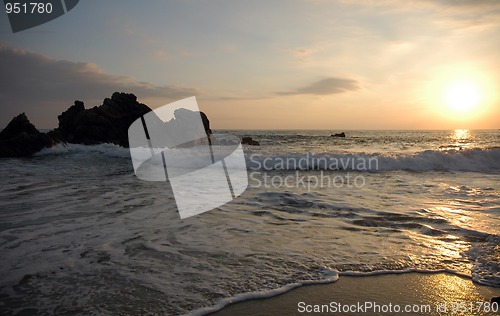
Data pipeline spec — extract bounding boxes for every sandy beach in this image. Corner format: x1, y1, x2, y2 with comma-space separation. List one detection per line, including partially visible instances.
209, 272, 500, 315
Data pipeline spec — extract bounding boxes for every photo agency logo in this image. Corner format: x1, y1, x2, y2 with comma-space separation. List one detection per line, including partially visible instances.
128, 97, 248, 219
4, 0, 79, 33
246, 153, 377, 192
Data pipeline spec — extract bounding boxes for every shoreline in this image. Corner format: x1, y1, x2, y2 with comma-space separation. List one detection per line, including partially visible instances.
194, 270, 500, 316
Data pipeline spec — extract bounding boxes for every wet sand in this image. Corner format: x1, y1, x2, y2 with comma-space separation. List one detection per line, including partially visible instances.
209, 272, 500, 315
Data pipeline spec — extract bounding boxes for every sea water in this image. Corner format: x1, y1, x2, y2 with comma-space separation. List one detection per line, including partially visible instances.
0, 130, 498, 314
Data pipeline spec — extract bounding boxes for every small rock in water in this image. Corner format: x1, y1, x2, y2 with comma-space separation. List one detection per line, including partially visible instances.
331, 132, 346, 138
241, 136, 260, 146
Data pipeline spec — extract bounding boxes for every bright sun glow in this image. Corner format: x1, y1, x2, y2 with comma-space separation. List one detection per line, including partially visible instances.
444, 82, 481, 113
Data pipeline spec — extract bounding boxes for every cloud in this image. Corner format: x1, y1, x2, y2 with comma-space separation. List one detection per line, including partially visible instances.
279, 77, 360, 95
0, 44, 199, 127
290, 47, 320, 64
335, 0, 500, 7
433, 0, 500, 7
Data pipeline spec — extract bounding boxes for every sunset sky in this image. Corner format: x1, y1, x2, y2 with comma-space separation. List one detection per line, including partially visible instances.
1, 0, 499, 129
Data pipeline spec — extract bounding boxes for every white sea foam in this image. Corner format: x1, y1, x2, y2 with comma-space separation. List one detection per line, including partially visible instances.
189, 268, 339, 316
465, 235, 500, 287
34, 143, 131, 158
190, 268, 481, 316
247, 148, 500, 173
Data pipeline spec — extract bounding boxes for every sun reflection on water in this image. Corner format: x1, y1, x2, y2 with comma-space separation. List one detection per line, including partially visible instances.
440, 129, 473, 151
453, 129, 470, 141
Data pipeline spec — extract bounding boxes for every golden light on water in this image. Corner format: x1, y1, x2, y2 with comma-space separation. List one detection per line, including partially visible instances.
440, 129, 472, 150
452, 129, 470, 141
422, 273, 488, 312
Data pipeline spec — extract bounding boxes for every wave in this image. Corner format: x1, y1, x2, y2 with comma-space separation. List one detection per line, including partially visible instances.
190, 268, 490, 316
189, 268, 339, 316
246, 148, 500, 173
464, 235, 500, 287
30, 144, 500, 173
34, 143, 132, 159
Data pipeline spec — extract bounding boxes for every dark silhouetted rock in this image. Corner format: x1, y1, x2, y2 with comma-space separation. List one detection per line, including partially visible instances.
0, 113, 54, 157
46, 129, 66, 144
332, 132, 346, 138
241, 136, 260, 146
56, 93, 212, 147
55, 93, 152, 147
1, 92, 214, 157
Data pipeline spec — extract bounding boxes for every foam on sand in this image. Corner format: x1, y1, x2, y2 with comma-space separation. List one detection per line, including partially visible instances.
204, 271, 500, 316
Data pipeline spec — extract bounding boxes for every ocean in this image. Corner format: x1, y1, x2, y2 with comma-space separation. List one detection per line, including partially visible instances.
0, 129, 499, 315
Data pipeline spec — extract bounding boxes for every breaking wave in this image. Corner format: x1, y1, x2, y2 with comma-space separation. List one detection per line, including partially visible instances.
247, 148, 500, 173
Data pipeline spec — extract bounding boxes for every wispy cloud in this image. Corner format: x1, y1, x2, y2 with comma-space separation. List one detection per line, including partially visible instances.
279, 77, 360, 95
290, 47, 320, 64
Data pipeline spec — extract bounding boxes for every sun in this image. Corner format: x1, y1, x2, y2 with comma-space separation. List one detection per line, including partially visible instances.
444, 82, 481, 113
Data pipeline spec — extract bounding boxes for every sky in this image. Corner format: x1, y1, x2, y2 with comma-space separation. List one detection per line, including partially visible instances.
0, 0, 499, 130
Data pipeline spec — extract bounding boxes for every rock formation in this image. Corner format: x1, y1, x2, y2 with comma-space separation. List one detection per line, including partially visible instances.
56, 93, 152, 147
0, 92, 212, 157
0, 113, 54, 157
